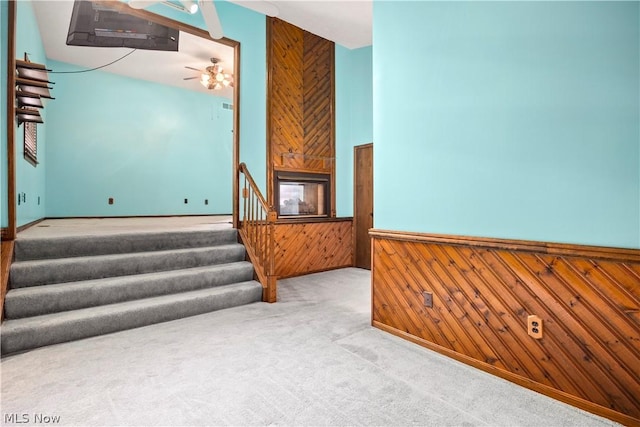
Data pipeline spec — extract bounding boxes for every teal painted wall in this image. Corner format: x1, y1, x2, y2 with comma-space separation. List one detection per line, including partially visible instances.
144, 0, 267, 192
1, 1, 7, 228
335, 45, 373, 217
15, 0, 47, 226
373, 1, 640, 249
45, 60, 233, 217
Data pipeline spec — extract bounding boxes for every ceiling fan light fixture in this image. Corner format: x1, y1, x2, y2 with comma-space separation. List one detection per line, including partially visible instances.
180, 0, 198, 14
187, 58, 233, 91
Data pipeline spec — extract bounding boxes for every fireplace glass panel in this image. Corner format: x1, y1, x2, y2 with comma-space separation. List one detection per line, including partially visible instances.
277, 173, 329, 218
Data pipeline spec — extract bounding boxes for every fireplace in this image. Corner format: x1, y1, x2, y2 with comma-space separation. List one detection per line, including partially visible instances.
275, 171, 330, 218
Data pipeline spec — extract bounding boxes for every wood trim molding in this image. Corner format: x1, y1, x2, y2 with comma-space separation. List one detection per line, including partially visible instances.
43, 214, 232, 220
265, 16, 274, 206
6, 0, 17, 241
232, 35, 241, 229
16, 218, 44, 233
274, 216, 352, 225
329, 43, 336, 218
370, 229, 640, 263
373, 321, 639, 427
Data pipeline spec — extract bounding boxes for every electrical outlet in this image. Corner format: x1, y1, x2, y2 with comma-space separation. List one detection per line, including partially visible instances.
527, 315, 543, 339
422, 291, 433, 308
184, 198, 188, 204
108, 197, 114, 205
205, 199, 209, 205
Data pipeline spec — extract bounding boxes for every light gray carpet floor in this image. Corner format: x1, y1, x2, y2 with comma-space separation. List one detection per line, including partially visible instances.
0, 268, 619, 426
17, 216, 233, 239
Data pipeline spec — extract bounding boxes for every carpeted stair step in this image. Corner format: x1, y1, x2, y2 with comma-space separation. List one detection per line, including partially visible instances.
4, 261, 255, 319
9, 244, 246, 288
1, 280, 263, 355
13, 229, 239, 261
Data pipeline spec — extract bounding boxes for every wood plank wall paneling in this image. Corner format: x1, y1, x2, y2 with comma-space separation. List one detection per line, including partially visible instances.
302, 31, 334, 173
268, 18, 305, 172
1, 240, 15, 321
274, 219, 352, 278
267, 17, 335, 207
370, 230, 640, 425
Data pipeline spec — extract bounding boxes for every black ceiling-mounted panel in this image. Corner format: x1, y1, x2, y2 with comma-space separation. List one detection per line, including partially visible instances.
67, 0, 179, 52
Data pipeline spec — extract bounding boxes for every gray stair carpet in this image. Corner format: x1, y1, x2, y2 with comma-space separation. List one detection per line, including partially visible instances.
1, 229, 263, 355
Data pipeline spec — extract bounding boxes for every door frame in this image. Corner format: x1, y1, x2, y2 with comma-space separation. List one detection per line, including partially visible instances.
3, 0, 242, 239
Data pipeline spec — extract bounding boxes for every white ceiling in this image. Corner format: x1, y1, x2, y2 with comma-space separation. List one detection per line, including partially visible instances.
29, 1, 372, 98
272, 1, 372, 49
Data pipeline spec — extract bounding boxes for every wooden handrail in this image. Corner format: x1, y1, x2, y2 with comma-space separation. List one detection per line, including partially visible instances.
239, 163, 269, 208
238, 163, 277, 302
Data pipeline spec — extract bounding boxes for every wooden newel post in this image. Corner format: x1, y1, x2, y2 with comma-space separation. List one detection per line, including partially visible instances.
265, 210, 277, 303
264, 276, 277, 303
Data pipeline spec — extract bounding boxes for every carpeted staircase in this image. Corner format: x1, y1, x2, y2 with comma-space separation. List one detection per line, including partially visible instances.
1, 229, 263, 355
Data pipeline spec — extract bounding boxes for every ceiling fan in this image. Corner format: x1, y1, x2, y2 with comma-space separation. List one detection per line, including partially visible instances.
128, 0, 278, 40
184, 58, 233, 90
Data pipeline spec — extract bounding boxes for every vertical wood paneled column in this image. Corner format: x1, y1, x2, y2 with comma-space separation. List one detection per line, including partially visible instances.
267, 18, 305, 181
266, 18, 335, 211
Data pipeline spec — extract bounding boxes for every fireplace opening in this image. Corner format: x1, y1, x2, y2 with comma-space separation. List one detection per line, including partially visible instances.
275, 171, 330, 218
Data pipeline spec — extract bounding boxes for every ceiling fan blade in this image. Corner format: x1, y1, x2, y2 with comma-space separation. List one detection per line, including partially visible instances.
183, 77, 199, 80
185, 66, 204, 72
227, 0, 279, 17
179, 0, 199, 14
198, 0, 224, 39
128, 1, 161, 9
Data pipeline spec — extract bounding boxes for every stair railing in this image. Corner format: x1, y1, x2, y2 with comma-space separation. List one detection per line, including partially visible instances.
238, 163, 277, 302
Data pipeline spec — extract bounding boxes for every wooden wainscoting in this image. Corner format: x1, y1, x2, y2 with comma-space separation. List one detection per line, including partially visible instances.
370, 230, 640, 425
274, 219, 352, 278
